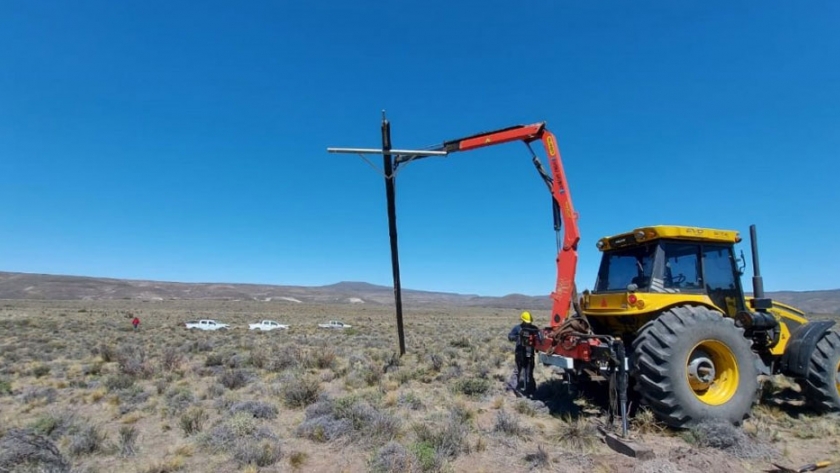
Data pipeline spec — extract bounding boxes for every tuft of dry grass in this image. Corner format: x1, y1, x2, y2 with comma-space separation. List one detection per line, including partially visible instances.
553, 416, 600, 453
288, 450, 308, 470
179, 406, 209, 436
630, 406, 669, 436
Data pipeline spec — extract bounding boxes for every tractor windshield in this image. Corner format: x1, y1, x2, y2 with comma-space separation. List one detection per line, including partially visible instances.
595, 244, 656, 292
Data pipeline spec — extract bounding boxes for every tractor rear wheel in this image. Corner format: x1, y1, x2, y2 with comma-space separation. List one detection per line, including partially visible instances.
632, 305, 760, 429
802, 330, 840, 413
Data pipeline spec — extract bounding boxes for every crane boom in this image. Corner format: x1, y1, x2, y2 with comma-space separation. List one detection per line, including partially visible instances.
433, 122, 580, 327
328, 117, 626, 434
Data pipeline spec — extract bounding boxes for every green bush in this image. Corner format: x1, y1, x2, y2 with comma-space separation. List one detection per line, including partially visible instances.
455, 378, 489, 397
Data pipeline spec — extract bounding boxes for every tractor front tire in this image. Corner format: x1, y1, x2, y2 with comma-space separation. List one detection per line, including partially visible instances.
802, 330, 840, 413
632, 305, 759, 429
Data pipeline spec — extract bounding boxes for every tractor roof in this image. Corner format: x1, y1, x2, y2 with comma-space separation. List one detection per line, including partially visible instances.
596, 225, 741, 251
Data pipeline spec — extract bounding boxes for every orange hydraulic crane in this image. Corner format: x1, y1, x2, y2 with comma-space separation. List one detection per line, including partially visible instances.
328, 113, 629, 434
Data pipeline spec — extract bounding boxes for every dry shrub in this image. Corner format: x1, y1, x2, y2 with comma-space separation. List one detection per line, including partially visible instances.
116, 344, 155, 379
370, 441, 419, 473
426, 353, 444, 372
450, 336, 471, 349
283, 376, 321, 408
30, 411, 78, 440
296, 396, 401, 446
268, 346, 302, 372
345, 363, 382, 388
97, 342, 117, 363
119, 425, 138, 457
165, 387, 196, 415
229, 400, 279, 420
232, 439, 282, 467
200, 413, 278, 456
205, 353, 224, 367
19, 386, 57, 405
180, 407, 209, 436
68, 423, 108, 456
791, 414, 840, 439
161, 346, 185, 372
248, 349, 268, 369
493, 409, 530, 437
454, 377, 489, 397
398, 391, 423, 411
31, 363, 51, 378
142, 456, 186, 473
105, 374, 135, 391
0, 377, 12, 395
683, 419, 776, 460
0, 428, 71, 473
412, 411, 468, 460
523, 445, 550, 469
514, 399, 538, 416
218, 369, 251, 390
288, 451, 308, 469
312, 348, 337, 370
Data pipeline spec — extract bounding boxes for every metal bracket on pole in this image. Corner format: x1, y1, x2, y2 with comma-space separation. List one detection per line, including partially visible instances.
326, 111, 446, 356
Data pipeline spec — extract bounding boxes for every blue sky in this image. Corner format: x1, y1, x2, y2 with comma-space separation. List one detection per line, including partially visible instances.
1, 1, 838, 296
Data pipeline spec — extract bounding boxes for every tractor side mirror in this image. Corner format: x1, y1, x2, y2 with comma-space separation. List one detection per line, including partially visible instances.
737, 250, 746, 276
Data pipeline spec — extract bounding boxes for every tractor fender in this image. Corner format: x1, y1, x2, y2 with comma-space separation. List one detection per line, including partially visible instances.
780, 320, 837, 378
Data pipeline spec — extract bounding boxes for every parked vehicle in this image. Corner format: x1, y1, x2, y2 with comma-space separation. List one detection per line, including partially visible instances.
318, 320, 351, 329
185, 319, 230, 330
248, 320, 289, 331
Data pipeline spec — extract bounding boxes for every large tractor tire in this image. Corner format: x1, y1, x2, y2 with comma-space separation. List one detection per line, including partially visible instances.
802, 330, 840, 413
632, 305, 760, 429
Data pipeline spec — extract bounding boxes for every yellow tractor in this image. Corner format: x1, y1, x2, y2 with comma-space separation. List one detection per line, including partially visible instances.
580, 224, 840, 428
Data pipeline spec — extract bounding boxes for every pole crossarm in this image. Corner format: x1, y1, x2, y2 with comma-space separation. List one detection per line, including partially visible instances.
327, 147, 448, 156
328, 147, 449, 177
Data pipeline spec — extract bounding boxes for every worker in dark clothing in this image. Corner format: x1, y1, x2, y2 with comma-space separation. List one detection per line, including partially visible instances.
507, 311, 543, 396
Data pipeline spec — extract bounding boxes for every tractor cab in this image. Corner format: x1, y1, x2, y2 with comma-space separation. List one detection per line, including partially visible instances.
581, 226, 748, 335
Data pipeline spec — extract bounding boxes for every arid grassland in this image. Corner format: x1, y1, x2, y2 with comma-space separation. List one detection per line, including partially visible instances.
1, 300, 838, 473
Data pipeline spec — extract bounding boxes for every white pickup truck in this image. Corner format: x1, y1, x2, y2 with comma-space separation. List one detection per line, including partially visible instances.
318, 320, 351, 329
185, 319, 230, 331
248, 320, 289, 331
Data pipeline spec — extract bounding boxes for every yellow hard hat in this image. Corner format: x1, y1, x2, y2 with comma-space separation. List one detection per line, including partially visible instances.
520, 311, 532, 323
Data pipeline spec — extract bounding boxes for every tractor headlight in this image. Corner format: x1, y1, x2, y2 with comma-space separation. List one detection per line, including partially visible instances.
635, 231, 646, 241
596, 240, 605, 250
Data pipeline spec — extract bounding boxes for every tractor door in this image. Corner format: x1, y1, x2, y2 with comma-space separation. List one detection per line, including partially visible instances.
700, 244, 745, 317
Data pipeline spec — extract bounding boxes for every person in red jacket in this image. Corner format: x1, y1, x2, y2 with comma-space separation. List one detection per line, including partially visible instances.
132, 316, 140, 330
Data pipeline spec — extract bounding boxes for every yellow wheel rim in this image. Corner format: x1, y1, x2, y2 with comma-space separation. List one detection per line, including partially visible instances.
835, 360, 840, 396
686, 340, 739, 406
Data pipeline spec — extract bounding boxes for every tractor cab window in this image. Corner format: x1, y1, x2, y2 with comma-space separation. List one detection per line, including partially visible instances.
659, 243, 702, 291
595, 244, 656, 292
702, 245, 742, 315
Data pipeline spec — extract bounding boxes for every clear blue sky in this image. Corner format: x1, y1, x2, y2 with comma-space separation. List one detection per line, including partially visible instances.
1, 1, 838, 296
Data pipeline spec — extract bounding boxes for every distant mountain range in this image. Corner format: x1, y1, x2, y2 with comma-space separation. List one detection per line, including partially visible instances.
0, 271, 838, 314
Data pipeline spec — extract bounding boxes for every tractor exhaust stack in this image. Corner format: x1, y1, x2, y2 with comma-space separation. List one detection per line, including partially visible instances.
749, 224, 772, 311
750, 224, 764, 300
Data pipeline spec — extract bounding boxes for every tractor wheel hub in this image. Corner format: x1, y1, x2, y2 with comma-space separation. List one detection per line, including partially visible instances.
688, 355, 716, 389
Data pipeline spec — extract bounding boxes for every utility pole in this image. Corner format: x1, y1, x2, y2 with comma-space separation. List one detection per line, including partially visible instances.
327, 112, 447, 356
380, 113, 406, 356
